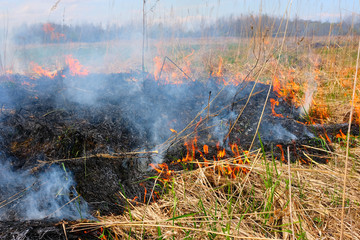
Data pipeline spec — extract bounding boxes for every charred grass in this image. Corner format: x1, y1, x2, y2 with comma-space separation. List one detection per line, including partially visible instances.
73, 142, 360, 239
68, 35, 360, 239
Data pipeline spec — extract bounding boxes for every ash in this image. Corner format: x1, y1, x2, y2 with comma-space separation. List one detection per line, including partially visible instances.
0, 71, 350, 231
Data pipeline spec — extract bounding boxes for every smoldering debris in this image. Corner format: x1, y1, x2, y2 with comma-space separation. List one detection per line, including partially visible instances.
0, 70, 350, 226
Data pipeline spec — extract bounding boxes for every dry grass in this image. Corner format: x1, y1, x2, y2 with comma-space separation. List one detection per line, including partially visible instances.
66, 32, 360, 240
72, 143, 360, 239
8, 14, 358, 240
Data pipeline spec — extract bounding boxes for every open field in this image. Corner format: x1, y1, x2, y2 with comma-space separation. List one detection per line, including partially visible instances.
61, 35, 360, 239
11, 35, 360, 123
3, 33, 360, 239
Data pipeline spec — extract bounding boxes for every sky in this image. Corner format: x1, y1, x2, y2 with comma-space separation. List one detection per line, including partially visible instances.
0, 0, 358, 28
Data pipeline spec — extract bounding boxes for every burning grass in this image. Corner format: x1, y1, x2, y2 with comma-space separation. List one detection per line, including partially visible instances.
68, 36, 360, 239
2, 21, 360, 240
72, 142, 360, 239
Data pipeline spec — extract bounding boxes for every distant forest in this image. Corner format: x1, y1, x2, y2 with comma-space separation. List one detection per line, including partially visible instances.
13, 15, 360, 45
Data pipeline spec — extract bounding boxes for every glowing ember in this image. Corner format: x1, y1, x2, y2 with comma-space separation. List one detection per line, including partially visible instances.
270, 98, 284, 118
65, 55, 89, 76
170, 128, 177, 134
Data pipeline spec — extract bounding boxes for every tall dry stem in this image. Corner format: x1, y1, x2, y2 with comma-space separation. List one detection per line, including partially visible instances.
340, 38, 360, 240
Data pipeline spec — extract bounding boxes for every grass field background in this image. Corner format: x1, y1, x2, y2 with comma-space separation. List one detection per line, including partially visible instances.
2, 20, 360, 239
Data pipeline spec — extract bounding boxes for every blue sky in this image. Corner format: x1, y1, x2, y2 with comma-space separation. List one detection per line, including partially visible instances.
0, 0, 358, 27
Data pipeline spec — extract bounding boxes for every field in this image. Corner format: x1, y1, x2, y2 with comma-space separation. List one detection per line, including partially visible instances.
4, 31, 360, 239
62, 35, 360, 239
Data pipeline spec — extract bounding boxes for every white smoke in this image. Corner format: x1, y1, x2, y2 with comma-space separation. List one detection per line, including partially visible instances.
0, 155, 91, 221
300, 72, 318, 117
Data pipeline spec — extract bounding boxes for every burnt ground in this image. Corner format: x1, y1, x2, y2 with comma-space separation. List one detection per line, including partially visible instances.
0, 220, 100, 240
0, 71, 357, 239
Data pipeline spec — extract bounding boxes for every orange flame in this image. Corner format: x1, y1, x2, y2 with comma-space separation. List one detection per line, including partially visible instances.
30, 62, 57, 79
153, 56, 163, 81
336, 129, 346, 140
182, 49, 194, 78
307, 103, 329, 124
170, 128, 177, 134
230, 143, 240, 157
217, 148, 226, 159
139, 183, 147, 203
203, 145, 209, 154
65, 55, 89, 76
324, 132, 332, 143
153, 138, 251, 183
215, 56, 223, 78
43, 23, 65, 41
276, 144, 285, 162
272, 72, 301, 106
43, 23, 55, 33
224, 73, 246, 86
153, 50, 194, 85
270, 98, 284, 118
149, 163, 173, 182
43, 23, 65, 40
273, 76, 282, 97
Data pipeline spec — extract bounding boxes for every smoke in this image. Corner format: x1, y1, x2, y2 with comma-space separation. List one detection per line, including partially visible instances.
0, 47, 317, 223
0, 73, 93, 222
300, 72, 318, 117
0, 154, 91, 221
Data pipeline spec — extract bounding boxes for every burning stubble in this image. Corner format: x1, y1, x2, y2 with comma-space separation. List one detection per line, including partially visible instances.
0, 45, 353, 227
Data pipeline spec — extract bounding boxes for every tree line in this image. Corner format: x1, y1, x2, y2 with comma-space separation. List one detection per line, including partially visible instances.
13, 14, 359, 45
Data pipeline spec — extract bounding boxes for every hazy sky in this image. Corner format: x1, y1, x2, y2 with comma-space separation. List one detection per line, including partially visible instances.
0, 0, 358, 27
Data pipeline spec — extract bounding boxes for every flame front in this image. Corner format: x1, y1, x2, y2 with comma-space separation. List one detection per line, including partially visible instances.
272, 71, 301, 106
65, 55, 89, 76
30, 62, 57, 79
156, 137, 251, 180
